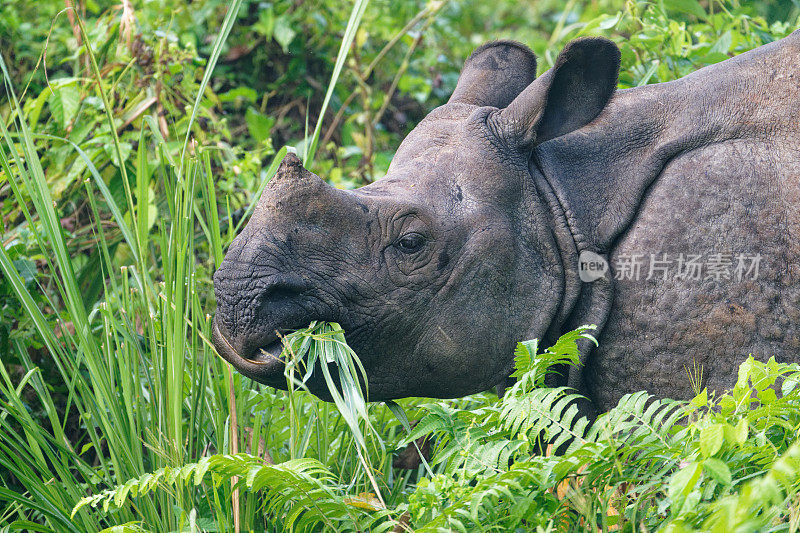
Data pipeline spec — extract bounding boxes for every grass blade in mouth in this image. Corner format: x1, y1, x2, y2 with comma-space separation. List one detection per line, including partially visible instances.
279, 322, 378, 448
278, 321, 387, 507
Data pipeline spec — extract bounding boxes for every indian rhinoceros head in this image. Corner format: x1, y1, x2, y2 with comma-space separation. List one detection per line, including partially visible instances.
212, 37, 620, 400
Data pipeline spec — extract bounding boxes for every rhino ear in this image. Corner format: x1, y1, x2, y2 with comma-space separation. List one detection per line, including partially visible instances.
448, 40, 538, 108
497, 37, 620, 147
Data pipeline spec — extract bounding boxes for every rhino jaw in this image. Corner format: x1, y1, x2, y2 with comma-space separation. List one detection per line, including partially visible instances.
211, 316, 286, 386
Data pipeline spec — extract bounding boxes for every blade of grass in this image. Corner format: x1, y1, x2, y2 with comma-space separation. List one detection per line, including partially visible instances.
178, 0, 245, 176
303, 0, 370, 166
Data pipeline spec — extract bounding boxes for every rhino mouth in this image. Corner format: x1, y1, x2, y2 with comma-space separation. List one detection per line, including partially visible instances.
211, 318, 287, 386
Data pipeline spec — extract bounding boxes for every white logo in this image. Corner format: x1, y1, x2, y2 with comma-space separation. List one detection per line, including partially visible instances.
578, 250, 609, 282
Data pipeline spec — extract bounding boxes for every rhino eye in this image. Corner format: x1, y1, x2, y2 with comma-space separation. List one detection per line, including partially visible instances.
395, 232, 426, 254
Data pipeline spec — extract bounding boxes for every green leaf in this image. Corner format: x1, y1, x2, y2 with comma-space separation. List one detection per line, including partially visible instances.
79, 442, 94, 456
274, 15, 297, 53
663, 0, 707, 19
710, 30, 733, 55
723, 419, 749, 446
749, 361, 773, 391
27, 79, 78, 126
703, 458, 732, 485
577, 12, 622, 36
733, 418, 748, 445
511, 339, 537, 378
103, 141, 132, 167
48, 84, 81, 130
782, 373, 799, 396
756, 387, 777, 405
719, 395, 737, 416
254, 7, 275, 39
668, 461, 702, 509
735, 356, 755, 390
245, 107, 275, 143
700, 424, 724, 457
12, 258, 37, 285
218, 86, 258, 104
690, 388, 707, 408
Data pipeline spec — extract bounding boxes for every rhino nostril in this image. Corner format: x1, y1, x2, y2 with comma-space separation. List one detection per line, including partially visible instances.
260, 275, 307, 302
266, 284, 303, 301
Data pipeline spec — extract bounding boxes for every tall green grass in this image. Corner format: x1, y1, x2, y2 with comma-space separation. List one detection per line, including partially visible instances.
0, 0, 404, 530
0, 1, 246, 528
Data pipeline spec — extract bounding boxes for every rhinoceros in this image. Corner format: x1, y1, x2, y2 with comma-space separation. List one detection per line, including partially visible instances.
212, 32, 800, 413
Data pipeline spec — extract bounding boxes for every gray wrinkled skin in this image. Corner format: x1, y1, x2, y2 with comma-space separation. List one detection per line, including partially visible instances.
213, 32, 800, 411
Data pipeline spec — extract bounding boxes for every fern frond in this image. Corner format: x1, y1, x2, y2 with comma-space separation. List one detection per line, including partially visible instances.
73, 454, 392, 531
501, 387, 591, 452
400, 404, 462, 445
590, 392, 687, 452
511, 325, 597, 389
414, 459, 555, 532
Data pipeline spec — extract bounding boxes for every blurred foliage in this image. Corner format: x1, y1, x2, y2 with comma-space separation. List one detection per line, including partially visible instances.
3, 0, 798, 192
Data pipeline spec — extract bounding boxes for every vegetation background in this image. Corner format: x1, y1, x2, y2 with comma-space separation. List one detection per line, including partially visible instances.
1, 0, 799, 531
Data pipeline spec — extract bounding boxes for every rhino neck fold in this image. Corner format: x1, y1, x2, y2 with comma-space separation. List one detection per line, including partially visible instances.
529, 31, 800, 399
534, 30, 800, 253
531, 167, 614, 397
530, 169, 581, 332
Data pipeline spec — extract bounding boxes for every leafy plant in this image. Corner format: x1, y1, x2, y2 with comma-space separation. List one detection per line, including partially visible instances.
398, 341, 800, 531
72, 323, 800, 531
72, 455, 393, 533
